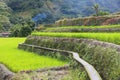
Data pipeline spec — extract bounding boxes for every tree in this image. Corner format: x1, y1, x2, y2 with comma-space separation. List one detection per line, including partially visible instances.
10, 24, 21, 37
98, 11, 109, 16
0, 23, 3, 32
25, 19, 35, 30
10, 21, 34, 37
19, 25, 32, 37
93, 4, 100, 16
93, 4, 109, 16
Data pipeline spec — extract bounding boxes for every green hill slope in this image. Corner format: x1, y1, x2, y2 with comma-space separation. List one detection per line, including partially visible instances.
0, 2, 12, 32
0, 0, 120, 32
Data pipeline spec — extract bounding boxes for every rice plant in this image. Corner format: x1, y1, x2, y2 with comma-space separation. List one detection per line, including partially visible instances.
32, 32, 120, 45
0, 38, 67, 72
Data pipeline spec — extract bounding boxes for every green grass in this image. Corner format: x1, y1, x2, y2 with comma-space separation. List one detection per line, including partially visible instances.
45, 24, 120, 31
32, 32, 120, 45
0, 38, 67, 72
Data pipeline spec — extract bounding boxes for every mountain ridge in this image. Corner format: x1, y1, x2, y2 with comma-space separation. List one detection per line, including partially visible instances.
0, 0, 120, 26
3, 0, 120, 16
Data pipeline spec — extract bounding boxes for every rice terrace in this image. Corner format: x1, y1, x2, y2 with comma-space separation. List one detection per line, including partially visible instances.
0, 38, 67, 72
0, 0, 120, 80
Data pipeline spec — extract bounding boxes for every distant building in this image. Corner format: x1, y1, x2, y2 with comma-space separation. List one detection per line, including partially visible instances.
0, 32, 11, 37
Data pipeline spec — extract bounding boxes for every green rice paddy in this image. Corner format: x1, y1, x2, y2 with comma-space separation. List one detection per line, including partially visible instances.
45, 24, 120, 31
0, 38, 67, 72
32, 32, 120, 45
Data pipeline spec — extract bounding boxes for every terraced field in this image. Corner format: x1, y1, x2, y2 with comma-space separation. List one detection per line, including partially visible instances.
46, 24, 120, 30
40, 24, 120, 32
0, 38, 67, 72
32, 32, 120, 45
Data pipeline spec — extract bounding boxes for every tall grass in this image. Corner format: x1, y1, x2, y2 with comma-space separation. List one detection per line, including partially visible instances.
46, 24, 120, 30
0, 38, 67, 72
32, 32, 120, 45
38, 24, 120, 32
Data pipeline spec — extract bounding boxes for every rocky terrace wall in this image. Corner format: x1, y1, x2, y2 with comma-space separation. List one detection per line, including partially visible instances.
0, 64, 14, 80
55, 16, 120, 27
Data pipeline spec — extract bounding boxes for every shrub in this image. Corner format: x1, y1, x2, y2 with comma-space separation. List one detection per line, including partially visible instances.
19, 26, 32, 37
10, 20, 35, 37
102, 17, 120, 25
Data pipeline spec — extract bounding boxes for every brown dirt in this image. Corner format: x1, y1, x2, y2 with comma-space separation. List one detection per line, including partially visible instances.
0, 64, 14, 80
11, 66, 70, 80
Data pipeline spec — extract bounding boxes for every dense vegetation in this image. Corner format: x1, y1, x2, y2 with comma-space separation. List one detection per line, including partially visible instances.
0, 38, 67, 72
10, 20, 35, 37
0, 2, 11, 31
0, 1, 36, 35
0, 0, 120, 33
6, 0, 120, 17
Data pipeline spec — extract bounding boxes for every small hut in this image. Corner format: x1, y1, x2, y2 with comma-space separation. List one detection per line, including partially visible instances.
0, 32, 11, 37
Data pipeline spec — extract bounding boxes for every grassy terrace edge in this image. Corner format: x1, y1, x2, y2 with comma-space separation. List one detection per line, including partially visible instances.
32, 32, 120, 45
45, 24, 120, 30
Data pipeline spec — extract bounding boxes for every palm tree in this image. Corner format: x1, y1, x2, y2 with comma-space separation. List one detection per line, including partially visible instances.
45, 0, 54, 13
93, 4, 100, 16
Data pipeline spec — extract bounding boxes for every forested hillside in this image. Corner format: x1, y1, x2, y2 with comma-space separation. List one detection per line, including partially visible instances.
0, 2, 11, 31
0, 0, 120, 32
5, 0, 120, 17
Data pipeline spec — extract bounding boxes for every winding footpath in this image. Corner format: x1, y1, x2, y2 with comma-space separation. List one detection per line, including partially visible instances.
19, 43, 102, 80
73, 53, 102, 80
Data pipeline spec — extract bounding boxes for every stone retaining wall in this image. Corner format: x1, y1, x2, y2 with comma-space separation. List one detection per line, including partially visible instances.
55, 16, 120, 27
0, 64, 14, 80
25, 36, 120, 52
